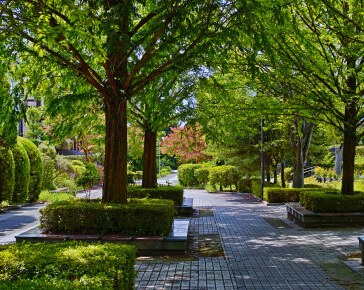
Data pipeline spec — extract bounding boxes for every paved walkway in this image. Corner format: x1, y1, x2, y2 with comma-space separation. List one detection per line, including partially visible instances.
135, 189, 364, 289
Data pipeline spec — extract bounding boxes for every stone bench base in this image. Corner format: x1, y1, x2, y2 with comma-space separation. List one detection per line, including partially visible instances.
175, 198, 193, 216
16, 219, 189, 256
287, 203, 364, 228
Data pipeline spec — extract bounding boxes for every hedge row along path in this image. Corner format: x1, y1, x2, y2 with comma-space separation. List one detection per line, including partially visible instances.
2, 174, 364, 288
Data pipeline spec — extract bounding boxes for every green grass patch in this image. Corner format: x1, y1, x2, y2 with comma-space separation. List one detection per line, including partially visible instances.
38, 190, 75, 203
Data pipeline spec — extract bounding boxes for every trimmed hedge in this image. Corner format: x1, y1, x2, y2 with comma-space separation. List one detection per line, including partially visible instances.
11, 142, 30, 204
0, 242, 136, 289
251, 180, 281, 197
40, 198, 174, 236
263, 187, 339, 203
18, 137, 44, 202
0, 147, 14, 202
177, 164, 202, 187
128, 185, 184, 206
299, 191, 364, 213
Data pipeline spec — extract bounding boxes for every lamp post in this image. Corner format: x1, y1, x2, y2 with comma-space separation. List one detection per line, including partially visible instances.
260, 118, 265, 201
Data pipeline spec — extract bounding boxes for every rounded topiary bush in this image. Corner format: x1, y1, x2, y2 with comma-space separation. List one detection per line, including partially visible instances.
177, 164, 202, 187
11, 142, 30, 204
0, 147, 15, 202
18, 137, 43, 202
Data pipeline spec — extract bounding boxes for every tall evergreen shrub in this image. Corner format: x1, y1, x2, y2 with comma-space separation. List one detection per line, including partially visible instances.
18, 137, 43, 202
11, 142, 30, 204
0, 147, 15, 202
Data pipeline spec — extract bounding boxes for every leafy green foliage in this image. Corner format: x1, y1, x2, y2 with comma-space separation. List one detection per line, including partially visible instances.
0, 147, 14, 202
40, 198, 174, 236
76, 163, 100, 190
208, 166, 240, 191
0, 242, 137, 289
18, 137, 44, 202
127, 185, 184, 206
194, 167, 210, 187
25, 106, 44, 140
11, 142, 30, 204
0, 72, 26, 148
177, 164, 202, 187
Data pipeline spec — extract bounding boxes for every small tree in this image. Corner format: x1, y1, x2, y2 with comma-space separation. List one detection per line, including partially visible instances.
161, 124, 210, 164
76, 163, 100, 200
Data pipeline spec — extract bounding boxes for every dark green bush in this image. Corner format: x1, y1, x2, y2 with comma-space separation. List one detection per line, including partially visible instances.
194, 167, 210, 187
128, 185, 184, 206
0, 241, 136, 289
40, 198, 174, 236
263, 187, 338, 203
238, 178, 260, 193
177, 164, 202, 187
0, 147, 14, 202
127, 171, 135, 184
18, 137, 44, 202
299, 189, 340, 210
304, 184, 323, 188
11, 142, 30, 204
251, 180, 280, 197
299, 191, 364, 213
284, 167, 294, 182
76, 162, 100, 190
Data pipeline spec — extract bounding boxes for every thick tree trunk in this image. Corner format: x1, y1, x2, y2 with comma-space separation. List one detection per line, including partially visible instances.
142, 128, 158, 188
334, 144, 343, 176
341, 106, 357, 195
293, 147, 304, 188
281, 161, 285, 188
102, 99, 128, 203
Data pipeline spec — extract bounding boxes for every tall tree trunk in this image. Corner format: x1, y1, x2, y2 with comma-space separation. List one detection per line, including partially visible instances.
290, 117, 314, 188
341, 104, 357, 195
142, 127, 158, 188
293, 144, 305, 188
334, 144, 343, 176
102, 99, 128, 203
273, 166, 278, 184
281, 160, 285, 188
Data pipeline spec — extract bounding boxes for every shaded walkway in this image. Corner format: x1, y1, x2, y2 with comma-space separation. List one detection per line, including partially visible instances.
135, 189, 364, 289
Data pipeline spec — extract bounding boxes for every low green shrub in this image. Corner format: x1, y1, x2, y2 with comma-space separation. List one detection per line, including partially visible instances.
0, 242, 136, 289
177, 164, 202, 187
0, 147, 14, 202
11, 142, 30, 204
300, 191, 364, 213
40, 198, 174, 236
194, 167, 210, 187
251, 180, 280, 197
63, 153, 104, 164
208, 166, 239, 191
237, 178, 260, 193
127, 185, 184, 206
263, 187, 338, 203
72, 159, 85, 166
299, 189, 340, 209
18, 137, 44, 202
127, 171, 135, 184
134, 171, 143, 179
284, 167, 294, 182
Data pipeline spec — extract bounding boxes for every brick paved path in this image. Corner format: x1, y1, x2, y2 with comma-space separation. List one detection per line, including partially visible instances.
135, 189, 364, 289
